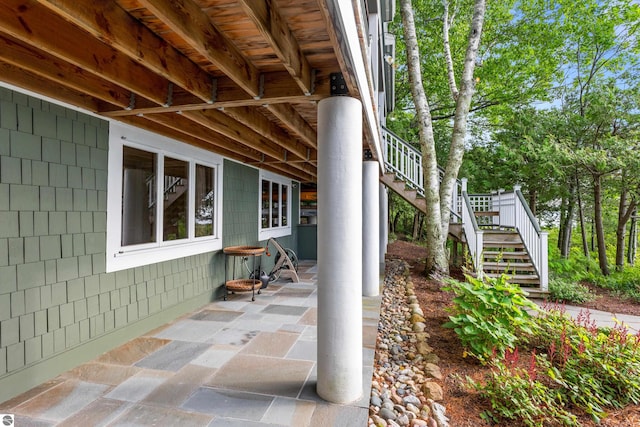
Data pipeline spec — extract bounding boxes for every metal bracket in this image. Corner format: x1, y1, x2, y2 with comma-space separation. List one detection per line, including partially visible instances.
254, 74, 265, 100
208, 78, 218, 104
330, 73, 348, 96
164, 82, 174, 107
305, 69, 317, 96
363, 149, 373, 160
126, 93, 136, 111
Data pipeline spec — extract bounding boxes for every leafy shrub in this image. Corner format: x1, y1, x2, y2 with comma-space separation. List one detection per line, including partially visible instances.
590, 267, 640, 302
469, 301, 640, 426
548, 278, 595, 304
443, 274, 538, 361
469, 353, 579, 427
534, 306, 640, 422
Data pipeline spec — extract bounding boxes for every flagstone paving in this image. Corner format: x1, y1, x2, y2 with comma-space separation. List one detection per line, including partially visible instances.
0, 262, 383, 427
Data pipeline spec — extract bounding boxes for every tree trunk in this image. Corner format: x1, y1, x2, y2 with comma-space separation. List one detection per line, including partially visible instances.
528, 189, 537, 217
558, 195, 568, 251
576, 175, 589, 259
399, 0, 446, 275
593, 174, 610, 275
412, 211, 422, 240
399, 0, 486, 276
615, 189, 637, 271
439, 0, 486, 240
628, 206, 638, 265
560, 182, 576, 259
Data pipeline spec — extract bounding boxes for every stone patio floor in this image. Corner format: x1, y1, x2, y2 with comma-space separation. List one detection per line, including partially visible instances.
0, 261, 382, 427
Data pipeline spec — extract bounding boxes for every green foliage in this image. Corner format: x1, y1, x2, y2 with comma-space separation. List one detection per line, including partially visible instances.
460, 290, 640, 426
443, 274, 538, 361
548, 278, 595, 304
469, 354, 579, 427
548, 238, 640, 303
590, 266, 640, 303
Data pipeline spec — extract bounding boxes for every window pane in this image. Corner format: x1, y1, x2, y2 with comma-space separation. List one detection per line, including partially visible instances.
122, 146, 157, 246
271, 182, 280, 227
281, 184, 288, 226
163, 157, 189, 241
261, 180, 270, 229
195, 164, 215, 237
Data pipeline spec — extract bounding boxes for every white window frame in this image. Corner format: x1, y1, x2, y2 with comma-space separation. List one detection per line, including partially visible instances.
106, 122, 223, 272
258, 170, 292, 240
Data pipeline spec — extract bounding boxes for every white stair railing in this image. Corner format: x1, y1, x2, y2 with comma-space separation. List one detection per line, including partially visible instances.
460, 179, 483, 277
513, 186, 549, 291
466, 186, 548, 290
147, 175, 184, 209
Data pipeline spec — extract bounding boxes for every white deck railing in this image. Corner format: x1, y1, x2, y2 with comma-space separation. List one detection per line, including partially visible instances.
382, 127, 461, 221
382, 127, 424, 196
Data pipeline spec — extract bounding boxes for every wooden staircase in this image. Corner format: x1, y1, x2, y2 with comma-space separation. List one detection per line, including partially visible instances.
381, 126, 549, 295
480, 227, 543, 292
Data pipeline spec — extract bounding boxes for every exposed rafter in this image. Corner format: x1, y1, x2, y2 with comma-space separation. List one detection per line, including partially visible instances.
0, 34, 131, 109
0, 1, 170, 107
267, 104, 318, 149
238, 0, 314, 95
138, 0, 262, 98
222, 106, 314, 162
0, 0, 383, 184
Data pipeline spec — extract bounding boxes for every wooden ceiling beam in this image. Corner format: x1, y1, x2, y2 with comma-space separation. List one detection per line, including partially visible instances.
138, 0, 262, 99
0, 59, 101, 111
100, 71, 330, 117
35, 0, 216, 103
0, 34, 132, 110
181, 109, 316, 178
223, 106, 314, 162
238, 0, 314, 95
267, 104, 318, 149
133, 113, 263, 163
0, 1, 170, 106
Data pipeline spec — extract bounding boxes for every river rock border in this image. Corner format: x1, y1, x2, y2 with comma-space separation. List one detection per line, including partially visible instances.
368, 259, 450, 427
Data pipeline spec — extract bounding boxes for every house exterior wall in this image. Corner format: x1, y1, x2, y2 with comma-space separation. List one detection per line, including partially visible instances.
0, 87, 295, 403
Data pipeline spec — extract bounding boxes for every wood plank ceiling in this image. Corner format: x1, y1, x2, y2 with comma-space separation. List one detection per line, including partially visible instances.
0, 0, 375, 183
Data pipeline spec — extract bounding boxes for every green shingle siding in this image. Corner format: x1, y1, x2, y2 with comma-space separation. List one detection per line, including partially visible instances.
0, 88, 266, 404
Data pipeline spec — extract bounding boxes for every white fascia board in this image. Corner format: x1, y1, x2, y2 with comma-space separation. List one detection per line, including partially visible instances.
330, 0, 384, 171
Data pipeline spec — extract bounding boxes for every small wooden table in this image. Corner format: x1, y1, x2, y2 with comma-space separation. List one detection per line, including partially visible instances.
223, 245, 266, 301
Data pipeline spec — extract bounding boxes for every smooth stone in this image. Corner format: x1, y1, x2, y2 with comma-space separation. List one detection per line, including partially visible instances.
372, 415, 388, 427
402, 395, 422, 407
371, 395, 383, 407
379, 407, 397, 421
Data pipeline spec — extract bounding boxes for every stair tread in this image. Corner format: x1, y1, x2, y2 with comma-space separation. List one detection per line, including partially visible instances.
484, 251, 529, 257
483, 261, 534, 267
474, 211, 500, 216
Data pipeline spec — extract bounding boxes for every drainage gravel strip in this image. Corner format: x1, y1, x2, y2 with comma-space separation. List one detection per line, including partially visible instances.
368, 259, 450, 427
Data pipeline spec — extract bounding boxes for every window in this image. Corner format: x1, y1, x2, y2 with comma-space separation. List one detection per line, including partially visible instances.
259, 171, 292, 239
107, 123, 223, 271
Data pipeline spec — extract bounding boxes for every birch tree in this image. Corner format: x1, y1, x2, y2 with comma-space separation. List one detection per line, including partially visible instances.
399, 0, 485, 275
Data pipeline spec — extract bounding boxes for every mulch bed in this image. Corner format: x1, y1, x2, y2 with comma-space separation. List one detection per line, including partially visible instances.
386, 239, 640, 426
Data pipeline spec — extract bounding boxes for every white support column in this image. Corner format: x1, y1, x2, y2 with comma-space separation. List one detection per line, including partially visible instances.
379, 184, 388, 273
317, 96, 363, 404
363, 160, 380, 296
